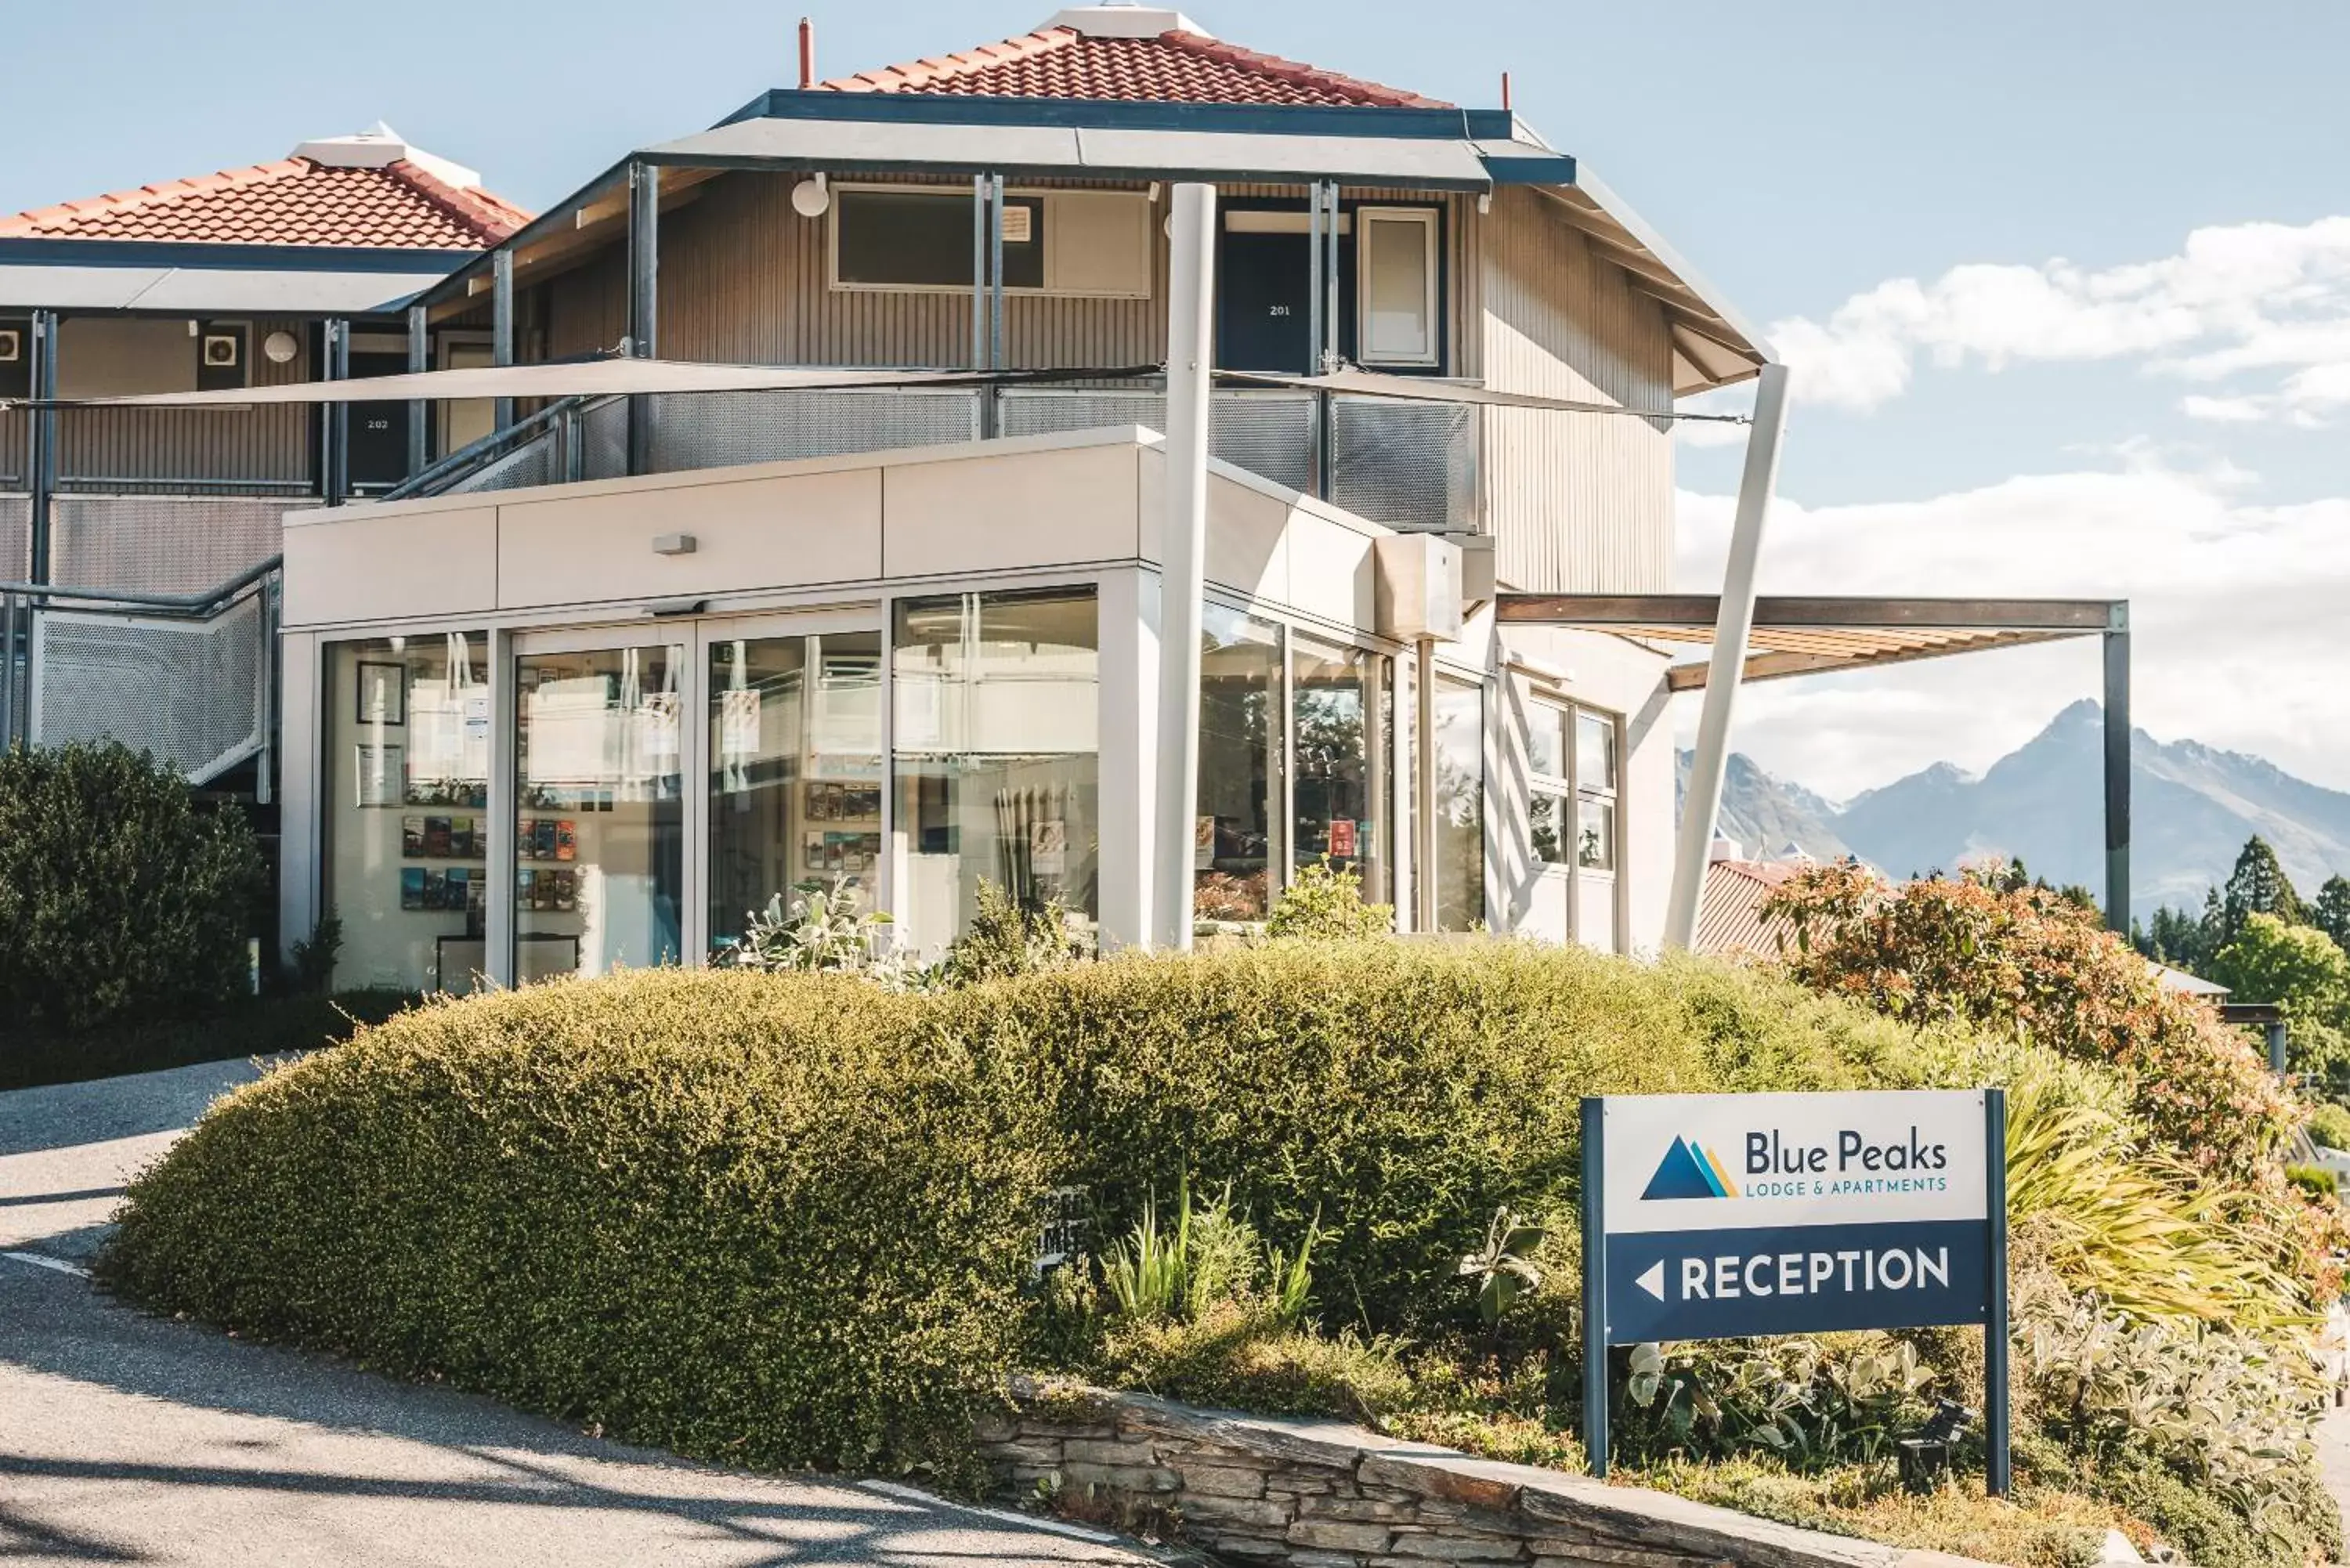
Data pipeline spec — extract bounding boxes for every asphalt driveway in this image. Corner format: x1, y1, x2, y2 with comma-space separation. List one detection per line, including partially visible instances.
0, 1060, 1151, 1567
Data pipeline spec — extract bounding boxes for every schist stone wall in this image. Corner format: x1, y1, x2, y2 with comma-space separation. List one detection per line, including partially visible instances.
976, 1382, 1996, 1568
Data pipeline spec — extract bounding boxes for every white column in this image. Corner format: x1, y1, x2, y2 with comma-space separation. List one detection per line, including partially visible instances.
276, 631, 322, 968
1152, 182, 1217, 950
1664, 361, 1790, 950
1098, 568, 1156, 950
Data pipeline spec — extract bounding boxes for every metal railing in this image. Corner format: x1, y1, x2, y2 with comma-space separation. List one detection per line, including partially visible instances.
1, 555, 282, 792
402, 376, 1481, 533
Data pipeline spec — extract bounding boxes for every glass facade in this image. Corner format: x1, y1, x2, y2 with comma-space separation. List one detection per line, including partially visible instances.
893, 587, 1100, 956
707, 630, 884, 956
1432, 676, 1485, 929
324, 632, 489, 992
1290, 635, 1388, 899
514, 642, 686, 978
1195, 605, 1285, 920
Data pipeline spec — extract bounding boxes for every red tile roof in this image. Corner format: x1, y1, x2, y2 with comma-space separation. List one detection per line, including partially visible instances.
0, 158, 530, 249
1694, 859, 1806, 959
819, 27, 1448, 109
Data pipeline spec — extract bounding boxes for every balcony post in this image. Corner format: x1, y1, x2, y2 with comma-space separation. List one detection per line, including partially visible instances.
1153, 182, 1217, 950
626, 161, 660, 475
324, 318, 349, 507
2103, 612, 2131, 934
971, 174, 988, 372
27, 308, 56, 585
1665, 361, 1789, 949
406, 302, 429, 475
491, 247, 516, 435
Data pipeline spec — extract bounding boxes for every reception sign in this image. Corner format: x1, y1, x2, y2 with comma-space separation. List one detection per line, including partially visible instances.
1580, 1089, 2008, 1492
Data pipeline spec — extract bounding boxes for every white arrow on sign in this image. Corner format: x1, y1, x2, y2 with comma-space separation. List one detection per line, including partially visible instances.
1635, 1261, 1665, 1300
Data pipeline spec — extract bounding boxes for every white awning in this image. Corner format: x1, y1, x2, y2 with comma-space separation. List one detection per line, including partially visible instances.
1222, 367, 1749, 424
0, 260, 457, 315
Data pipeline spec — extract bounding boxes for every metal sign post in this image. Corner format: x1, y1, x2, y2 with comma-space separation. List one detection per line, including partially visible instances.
1581, 1089, 2008, 1494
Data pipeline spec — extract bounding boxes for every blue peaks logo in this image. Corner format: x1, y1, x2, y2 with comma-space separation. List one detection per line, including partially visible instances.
1642, 1136, 1741, 1201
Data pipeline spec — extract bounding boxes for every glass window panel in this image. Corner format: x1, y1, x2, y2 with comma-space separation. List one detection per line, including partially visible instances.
1577, 797, 1618, 872
1576, 710, 1618, 794
1195, 605, 1284, 921
515, 642, 686, 979
1433, 677, 1485, 930
893, 587, 1098, 956
1530, 788, 1570, 867
324, 632, 488, 993
708, 630, 884, 957
1291, 635, 1388, 904
1526, 701, 1567, 781
835, 190, 1043, 290
1360, 211, 1434, 365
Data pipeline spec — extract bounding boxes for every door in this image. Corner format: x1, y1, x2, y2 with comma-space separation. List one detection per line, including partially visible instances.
700, 612, 887, 961
1215, 209, 1357, 373
347, 348, 410, 492
512, 627, 689, 980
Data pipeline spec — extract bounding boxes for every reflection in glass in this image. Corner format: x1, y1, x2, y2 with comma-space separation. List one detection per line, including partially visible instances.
515, 643, 685, 978
1433, 677, 1485, 929
1195, 606, 1284, 920
1531, 790, 1569, 867
1291, 635, 1387, 902
1527, 704, 1566, 780
324, 632, 488, 992
708, 631, 884, 956
1577, 797, 1617, 871
1576, 710, 1617, 792
894, 587, 1099, 956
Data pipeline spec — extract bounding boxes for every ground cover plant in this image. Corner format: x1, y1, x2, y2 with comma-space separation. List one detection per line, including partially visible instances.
100, 868, 2347, 1567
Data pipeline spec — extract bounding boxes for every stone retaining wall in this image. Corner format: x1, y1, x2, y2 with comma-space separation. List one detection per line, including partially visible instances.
977, 1382, 1993, 1568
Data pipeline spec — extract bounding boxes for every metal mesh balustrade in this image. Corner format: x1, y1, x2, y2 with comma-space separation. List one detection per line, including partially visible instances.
580, 397, 629, 481
453, 440, 559, 494
51, 495, 288, 594
0, 495, 28, 581
1329, 395, 1478, 533
998, 388, 1321, 496
31, 587, 269, 783
646, 389, 984, 471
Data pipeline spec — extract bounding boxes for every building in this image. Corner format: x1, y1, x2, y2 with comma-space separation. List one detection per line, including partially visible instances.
7, 8, 1792, 990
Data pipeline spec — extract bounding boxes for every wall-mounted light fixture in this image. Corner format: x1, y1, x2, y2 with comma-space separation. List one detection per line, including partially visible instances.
263, 331, 300, 364
790, 173, 830, 218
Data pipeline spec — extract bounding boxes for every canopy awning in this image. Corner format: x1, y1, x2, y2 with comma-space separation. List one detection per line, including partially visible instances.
1495, 594, 2125, 692
1224, 367, 1749, 424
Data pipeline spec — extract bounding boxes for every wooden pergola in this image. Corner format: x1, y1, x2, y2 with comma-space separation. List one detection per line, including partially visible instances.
1495, 594, 2134, 931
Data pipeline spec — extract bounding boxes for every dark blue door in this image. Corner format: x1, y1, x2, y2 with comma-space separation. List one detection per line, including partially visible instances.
1217, 217, 1356, 373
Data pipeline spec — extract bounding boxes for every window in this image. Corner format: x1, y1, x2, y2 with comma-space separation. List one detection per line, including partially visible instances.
1528, 700, 1620, 873
893, 587, 1099, 956
831, 186, 1151, 297
1292, 635, 1389, 905
1356, 207, 1439, 367
323, 633, 490, 993
1432, 677, 1485, 929
1195, 605, 1285, 921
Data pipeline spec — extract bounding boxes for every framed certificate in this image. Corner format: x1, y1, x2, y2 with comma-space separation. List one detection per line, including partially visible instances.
355, 661, 406, 726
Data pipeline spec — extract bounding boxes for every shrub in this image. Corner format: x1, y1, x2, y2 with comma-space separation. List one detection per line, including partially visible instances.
1263, 859, 1394, 940
947, 880, 1085, 985
2308, 1100, 2350, 1152
950, 939, 1905, 1334
1764, 863, 2298, 1185
0, 739, 266, 1035
101, 970, 1056, 1483
1099, 1300, 1412, 1421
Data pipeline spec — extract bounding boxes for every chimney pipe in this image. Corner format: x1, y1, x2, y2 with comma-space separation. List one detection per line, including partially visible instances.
798, 17, 815, 89
1500, 70, 1511, 110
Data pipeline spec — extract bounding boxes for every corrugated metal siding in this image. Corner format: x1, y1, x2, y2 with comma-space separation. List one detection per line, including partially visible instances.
53, 316, 314, 490
1475, 188, 1672, 594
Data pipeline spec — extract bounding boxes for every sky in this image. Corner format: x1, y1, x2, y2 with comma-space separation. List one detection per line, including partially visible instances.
2, 1, 2344, 800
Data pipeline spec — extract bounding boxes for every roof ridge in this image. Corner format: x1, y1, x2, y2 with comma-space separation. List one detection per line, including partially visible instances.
1152, 30, 1449, 108
0, 158, 308, 238
384, 158, 531, 244
818, 26, 1079, 93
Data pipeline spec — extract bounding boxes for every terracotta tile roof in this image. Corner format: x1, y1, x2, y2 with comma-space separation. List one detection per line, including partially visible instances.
1694, 859, 1806, 959
0, 158, 530, 249
819, 27, 1448, 109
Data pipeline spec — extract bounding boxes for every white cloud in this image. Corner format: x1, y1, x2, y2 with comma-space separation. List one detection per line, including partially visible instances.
1673, 464, 2350, 800
1769, 215, 2350, 420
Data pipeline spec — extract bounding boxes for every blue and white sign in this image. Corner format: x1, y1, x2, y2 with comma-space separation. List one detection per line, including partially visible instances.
1596, 1089, 1993, 1343
1579, 1088, 2009, 1490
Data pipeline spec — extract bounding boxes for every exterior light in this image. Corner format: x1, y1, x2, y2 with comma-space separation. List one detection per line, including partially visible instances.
790, 174, 830, 218
262, 331, 299, 364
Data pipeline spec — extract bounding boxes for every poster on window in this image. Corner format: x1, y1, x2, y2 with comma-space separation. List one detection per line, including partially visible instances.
1031, 818, 1068, 877
353, 742, 403, 807
1195, 815, 1217, 870
1328, 818, 1358, 858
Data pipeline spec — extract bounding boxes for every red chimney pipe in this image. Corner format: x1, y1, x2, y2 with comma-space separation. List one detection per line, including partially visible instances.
1500, 70, 1511, 110
799, 17, 815, 89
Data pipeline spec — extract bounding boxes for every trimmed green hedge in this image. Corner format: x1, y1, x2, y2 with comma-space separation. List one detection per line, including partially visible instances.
103, 941, 1918, 1477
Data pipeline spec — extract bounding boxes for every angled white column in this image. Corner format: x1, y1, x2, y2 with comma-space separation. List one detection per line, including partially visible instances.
1152, 182, 1217, 950
1664, 361, 1790, 951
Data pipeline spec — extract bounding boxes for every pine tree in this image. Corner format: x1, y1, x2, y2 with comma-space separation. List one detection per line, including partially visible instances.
2316, 876, 2350, 957
2218, 836, 2306, 943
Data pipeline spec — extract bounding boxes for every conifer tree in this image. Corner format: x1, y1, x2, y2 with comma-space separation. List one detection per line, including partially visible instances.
2219, 836, 2306, 942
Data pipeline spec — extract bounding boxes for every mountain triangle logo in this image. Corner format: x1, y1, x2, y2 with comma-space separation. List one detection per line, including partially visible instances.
1641, 1135, 1740, 1201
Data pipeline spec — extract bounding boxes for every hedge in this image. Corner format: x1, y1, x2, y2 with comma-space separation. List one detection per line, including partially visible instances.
102, 941, 1922, 1476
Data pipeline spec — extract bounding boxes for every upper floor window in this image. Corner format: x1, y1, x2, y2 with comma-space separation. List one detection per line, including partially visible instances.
1356, 207, 1439, 367
830, 186, 1152, 298
1529, 699, 1620, 872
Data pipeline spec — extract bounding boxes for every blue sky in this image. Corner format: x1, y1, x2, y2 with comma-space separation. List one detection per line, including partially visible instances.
6, 1, 2345, 797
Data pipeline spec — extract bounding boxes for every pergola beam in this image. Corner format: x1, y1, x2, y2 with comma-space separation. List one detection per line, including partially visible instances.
1498, 594, 2117, 630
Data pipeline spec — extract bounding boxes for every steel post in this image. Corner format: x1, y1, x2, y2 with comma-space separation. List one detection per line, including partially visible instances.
626, 161, 660, 475
27, 309, 56, 586
491, 248, 515, 435
405, 302, 429, 477
2102, 619, 2131, 934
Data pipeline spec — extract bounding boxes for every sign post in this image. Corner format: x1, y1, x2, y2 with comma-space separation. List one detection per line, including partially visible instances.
1580, 1089, 2008, 1494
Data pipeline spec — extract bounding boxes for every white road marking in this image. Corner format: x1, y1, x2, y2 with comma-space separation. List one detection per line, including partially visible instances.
858, 1479, 1126, 1544
2, 1249, 92, 1278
